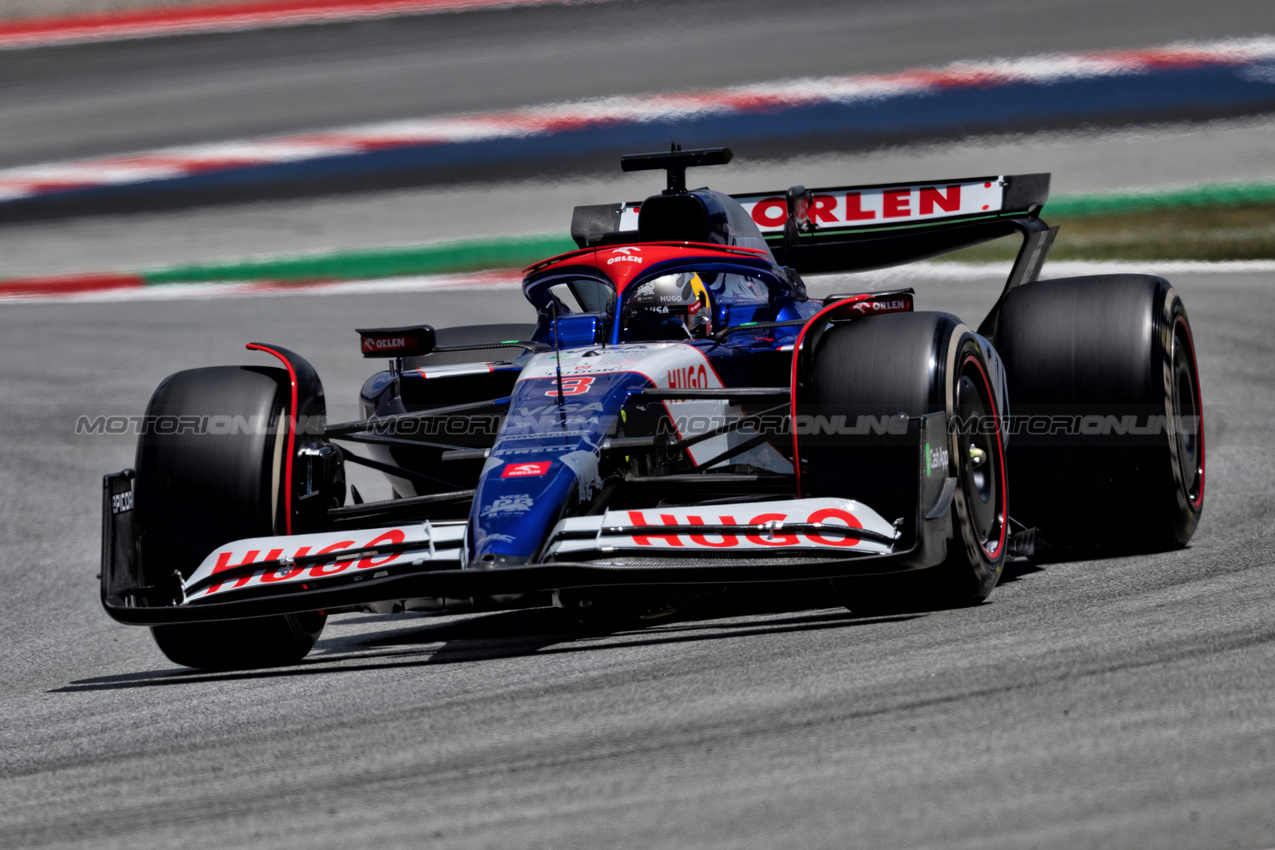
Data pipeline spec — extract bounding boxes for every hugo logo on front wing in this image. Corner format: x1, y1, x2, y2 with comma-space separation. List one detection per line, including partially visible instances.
623, 508, 863, 548
202, 529, 409, 595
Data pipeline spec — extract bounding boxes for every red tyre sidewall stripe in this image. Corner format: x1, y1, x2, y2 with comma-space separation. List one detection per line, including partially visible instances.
246, 343, 297, 535
962, 353, 1008, 561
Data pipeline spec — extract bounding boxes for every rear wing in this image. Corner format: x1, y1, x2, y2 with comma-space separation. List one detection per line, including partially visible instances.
737, 173, 1057, 338
572, 173, 1050, 272
569, 169, 1057, 338
731, 173, 1050, 273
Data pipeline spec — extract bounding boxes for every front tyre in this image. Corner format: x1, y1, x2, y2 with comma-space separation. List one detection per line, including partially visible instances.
804, 312, 1007, 611
135, 366, 325, 670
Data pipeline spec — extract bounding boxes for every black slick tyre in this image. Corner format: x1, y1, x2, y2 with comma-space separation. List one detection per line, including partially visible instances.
134, 366, 325, 670
996, 275, 1204, 551
803, 312, 1008, 612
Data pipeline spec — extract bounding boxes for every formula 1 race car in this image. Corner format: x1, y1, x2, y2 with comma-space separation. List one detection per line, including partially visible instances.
100, 146, 1205, 669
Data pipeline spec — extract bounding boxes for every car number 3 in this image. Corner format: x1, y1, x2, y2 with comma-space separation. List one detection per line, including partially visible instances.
545, 376, 595, 396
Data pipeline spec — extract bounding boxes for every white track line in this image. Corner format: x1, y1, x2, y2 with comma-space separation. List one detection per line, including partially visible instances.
2, 35, 1274, 202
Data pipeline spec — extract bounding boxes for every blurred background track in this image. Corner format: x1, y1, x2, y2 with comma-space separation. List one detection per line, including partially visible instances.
3, 121, 1275, 280
1, 0, 1275, 281
0, 0, 242, 19
0, 0, 1272, 167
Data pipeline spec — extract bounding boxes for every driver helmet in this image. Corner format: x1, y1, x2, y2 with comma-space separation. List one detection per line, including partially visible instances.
621, 272, 713, 341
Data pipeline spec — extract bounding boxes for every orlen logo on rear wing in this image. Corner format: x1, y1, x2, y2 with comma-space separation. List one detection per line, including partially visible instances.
733, 177, 1005, 233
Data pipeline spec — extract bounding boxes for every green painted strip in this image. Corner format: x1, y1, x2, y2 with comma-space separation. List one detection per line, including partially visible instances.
1047, 181, 1275, 218
129, 181, 1275, 286
141, 233, 577, 286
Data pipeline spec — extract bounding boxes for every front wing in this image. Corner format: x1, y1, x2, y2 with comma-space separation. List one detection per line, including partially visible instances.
100, 415, 956, 625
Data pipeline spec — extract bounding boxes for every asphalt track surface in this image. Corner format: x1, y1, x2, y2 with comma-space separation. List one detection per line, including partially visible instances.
2, 0, 1275, 169
3, 3, 1275, 849
1, 268, 1273, 850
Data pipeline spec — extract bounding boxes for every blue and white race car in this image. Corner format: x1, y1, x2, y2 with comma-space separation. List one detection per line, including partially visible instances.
101, 146, 1205, 669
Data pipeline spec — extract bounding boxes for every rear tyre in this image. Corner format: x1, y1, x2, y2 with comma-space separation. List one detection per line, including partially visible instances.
997, 275, 1204, 551
804, 312, 1008, 613
135, 366, 325, 670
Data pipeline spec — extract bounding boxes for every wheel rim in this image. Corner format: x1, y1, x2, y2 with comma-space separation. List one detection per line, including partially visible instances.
1172, 316, 1204, 508
955, 356, 1007, 560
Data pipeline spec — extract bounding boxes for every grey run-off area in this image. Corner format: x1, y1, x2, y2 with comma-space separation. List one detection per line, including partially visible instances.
1, 269, 1272, 849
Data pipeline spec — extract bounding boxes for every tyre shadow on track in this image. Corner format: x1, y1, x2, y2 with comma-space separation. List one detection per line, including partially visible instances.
998, 559, 1046, 584
51, 592, 922, 692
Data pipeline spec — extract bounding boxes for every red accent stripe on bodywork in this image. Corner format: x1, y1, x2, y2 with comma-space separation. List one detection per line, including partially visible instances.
523, 241, 769, 273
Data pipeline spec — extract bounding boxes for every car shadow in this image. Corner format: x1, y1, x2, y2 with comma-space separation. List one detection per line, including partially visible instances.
53, 590, 921, 693
998, 558, 1046, 584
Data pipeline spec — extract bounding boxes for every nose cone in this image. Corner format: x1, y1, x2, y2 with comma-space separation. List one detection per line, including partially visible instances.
466, 359, 647, 567
468, 450, 604, 567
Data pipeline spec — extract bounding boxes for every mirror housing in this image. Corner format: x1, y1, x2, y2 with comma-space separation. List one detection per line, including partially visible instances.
356, 325, 436, 358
